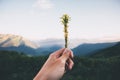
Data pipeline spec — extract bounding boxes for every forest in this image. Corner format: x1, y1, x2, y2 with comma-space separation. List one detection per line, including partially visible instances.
0, 43, 120, 80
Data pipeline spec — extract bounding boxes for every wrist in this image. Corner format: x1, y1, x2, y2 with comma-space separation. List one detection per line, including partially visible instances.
33, 75, 48, 80
33, 71, 48, 80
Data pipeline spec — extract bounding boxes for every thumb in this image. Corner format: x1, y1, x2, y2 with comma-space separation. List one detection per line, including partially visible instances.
60, 49, 70, 62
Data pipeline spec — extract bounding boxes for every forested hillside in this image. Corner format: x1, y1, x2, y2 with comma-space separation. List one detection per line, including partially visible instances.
0, 42, 120, 80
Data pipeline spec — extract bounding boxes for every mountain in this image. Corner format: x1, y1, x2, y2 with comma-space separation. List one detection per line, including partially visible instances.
0, 34, 63, 56
91, 42, 120, 58
72, 42, 117, 56
0, 34, 120, 56
0, 34, 37, 48
0, 34, 37, 55
34, 39, 91, 49
35, 39, 64, 48
36, 45, 62, 55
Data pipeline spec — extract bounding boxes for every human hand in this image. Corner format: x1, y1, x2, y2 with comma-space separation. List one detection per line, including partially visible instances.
33, 48, 74, 80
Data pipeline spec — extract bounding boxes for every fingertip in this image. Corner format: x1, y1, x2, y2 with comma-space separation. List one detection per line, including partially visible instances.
64, 48, 74, 58
60, 49, 71, 61
51, 48, 66, 57
60, 48, 66, 51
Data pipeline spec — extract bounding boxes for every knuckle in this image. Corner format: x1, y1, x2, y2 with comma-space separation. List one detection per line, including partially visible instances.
57, 58, 65, 64
49, 53, 54, 58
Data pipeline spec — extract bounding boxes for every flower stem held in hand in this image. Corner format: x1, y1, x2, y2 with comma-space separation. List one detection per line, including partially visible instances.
33, 48, 74, 80
61, 14, 70, 48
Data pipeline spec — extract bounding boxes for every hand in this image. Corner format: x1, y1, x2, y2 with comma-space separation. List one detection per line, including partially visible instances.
33, 48, 74, 80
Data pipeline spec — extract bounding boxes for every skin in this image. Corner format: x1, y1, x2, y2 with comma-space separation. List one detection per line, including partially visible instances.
33, 48, 74, 80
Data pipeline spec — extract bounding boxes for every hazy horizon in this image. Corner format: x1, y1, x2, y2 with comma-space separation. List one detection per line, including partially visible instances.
0, 0, 120, 40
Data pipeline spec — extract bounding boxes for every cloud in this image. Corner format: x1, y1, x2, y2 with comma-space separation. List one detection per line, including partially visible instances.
33, 0, 54, 9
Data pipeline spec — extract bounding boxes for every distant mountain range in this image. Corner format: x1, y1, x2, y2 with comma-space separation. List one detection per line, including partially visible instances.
91, 42, 120, 58
72, 42, 117, 56
0, 34, 37, 48
36, 45, 62, 55
0, 34, 37, 55
0, 34, 119, 56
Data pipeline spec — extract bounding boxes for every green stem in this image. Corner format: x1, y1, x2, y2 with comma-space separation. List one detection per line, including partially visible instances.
64, 25, 68, 48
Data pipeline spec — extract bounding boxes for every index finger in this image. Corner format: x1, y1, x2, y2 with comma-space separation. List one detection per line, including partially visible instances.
52, 48, 65, 58
62, 49, 74, 59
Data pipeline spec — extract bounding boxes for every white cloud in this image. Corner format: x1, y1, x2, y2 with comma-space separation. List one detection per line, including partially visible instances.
33, 0, 54, 9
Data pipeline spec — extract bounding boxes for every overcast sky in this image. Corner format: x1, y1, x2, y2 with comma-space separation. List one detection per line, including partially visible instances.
0, 0, 120, 40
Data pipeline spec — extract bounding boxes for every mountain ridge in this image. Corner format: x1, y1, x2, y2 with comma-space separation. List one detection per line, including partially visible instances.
72, 42, 117, 56
0, 34, 37, 48
0, 34, 120, 56
91, 42, 120, 58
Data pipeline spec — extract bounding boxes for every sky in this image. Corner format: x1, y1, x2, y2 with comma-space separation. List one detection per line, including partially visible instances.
0, 0, 120, 40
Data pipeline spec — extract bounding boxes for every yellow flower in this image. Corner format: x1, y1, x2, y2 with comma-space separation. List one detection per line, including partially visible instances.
61, 14, 70, 48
